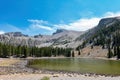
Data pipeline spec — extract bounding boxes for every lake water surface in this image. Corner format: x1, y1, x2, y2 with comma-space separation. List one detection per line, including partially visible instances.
29, 58, 120, 75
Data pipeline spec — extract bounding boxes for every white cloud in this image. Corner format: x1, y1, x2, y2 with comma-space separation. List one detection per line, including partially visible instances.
1, 11, 119, 36
28, 19, 54, 31
28, 19, 48, 24
54, 18, 100, 31
30, 24, 54, 31
0, 30, 5, 34
28, 12, 120, 33
27, 11, 120, 34
104, 12, 120, 18
28, 18, 101, 32
54, 11, 120, 31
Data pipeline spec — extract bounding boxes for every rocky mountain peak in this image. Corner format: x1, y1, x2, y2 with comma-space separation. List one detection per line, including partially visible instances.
34, 34, 43, 38
4, 32, 28, 37
0, 29, 83, 48
98, 16, 120, 27
53, 29, 67, 35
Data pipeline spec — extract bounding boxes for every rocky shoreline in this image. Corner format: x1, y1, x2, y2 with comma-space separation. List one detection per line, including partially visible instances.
0, 58, 120, 80
0, 59, 33, 75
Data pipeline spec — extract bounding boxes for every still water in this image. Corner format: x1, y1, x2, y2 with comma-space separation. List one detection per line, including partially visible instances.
29, 58, 120, 75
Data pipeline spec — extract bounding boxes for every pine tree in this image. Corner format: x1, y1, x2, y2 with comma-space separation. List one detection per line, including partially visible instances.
0, 43, 2, 57
72, 51, 75, 57
107, 45, 113, 58
117, 46, 120, 59
78, 50, 81, 55
107, 38, 113, 58
2, 44, 9, 58
113, 46, 117, 56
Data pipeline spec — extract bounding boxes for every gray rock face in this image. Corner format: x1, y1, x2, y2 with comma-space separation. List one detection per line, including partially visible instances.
0, 30, 83, 48
4, 32, 28, 37
77, 16, 120, 41
53, 29, 67, 35
50, 29, 84, 48
98, 16, 120, 27
1, 16, 119, 48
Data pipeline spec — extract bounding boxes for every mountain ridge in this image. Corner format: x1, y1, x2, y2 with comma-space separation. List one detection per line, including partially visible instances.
0, 29, 84, 48
76, 16, 120, 58
1, 16, 120, 50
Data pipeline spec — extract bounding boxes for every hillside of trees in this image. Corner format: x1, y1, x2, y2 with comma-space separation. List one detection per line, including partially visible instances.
0, 42, 72, 58
76, 20, 120, 59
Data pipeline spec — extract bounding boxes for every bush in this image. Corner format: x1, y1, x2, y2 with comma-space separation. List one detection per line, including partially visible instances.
41, 76, 50, 80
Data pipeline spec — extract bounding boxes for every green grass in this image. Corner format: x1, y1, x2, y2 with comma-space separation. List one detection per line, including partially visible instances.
41, 76, 50, 80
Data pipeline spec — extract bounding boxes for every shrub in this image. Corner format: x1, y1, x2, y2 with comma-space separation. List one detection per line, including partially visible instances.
41, 76, 50, 80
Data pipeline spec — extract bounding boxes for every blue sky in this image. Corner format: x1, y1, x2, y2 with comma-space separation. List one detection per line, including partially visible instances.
0, 0, 120, 35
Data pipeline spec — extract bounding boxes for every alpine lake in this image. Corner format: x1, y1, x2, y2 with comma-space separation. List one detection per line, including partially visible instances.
28, 58, 120, 76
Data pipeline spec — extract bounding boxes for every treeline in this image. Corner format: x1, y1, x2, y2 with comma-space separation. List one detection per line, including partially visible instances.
76, 21, 120, 59
0, 43, 72, 58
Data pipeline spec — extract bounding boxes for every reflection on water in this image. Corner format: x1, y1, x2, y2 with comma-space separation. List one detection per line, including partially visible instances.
29, 58, 120, 75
